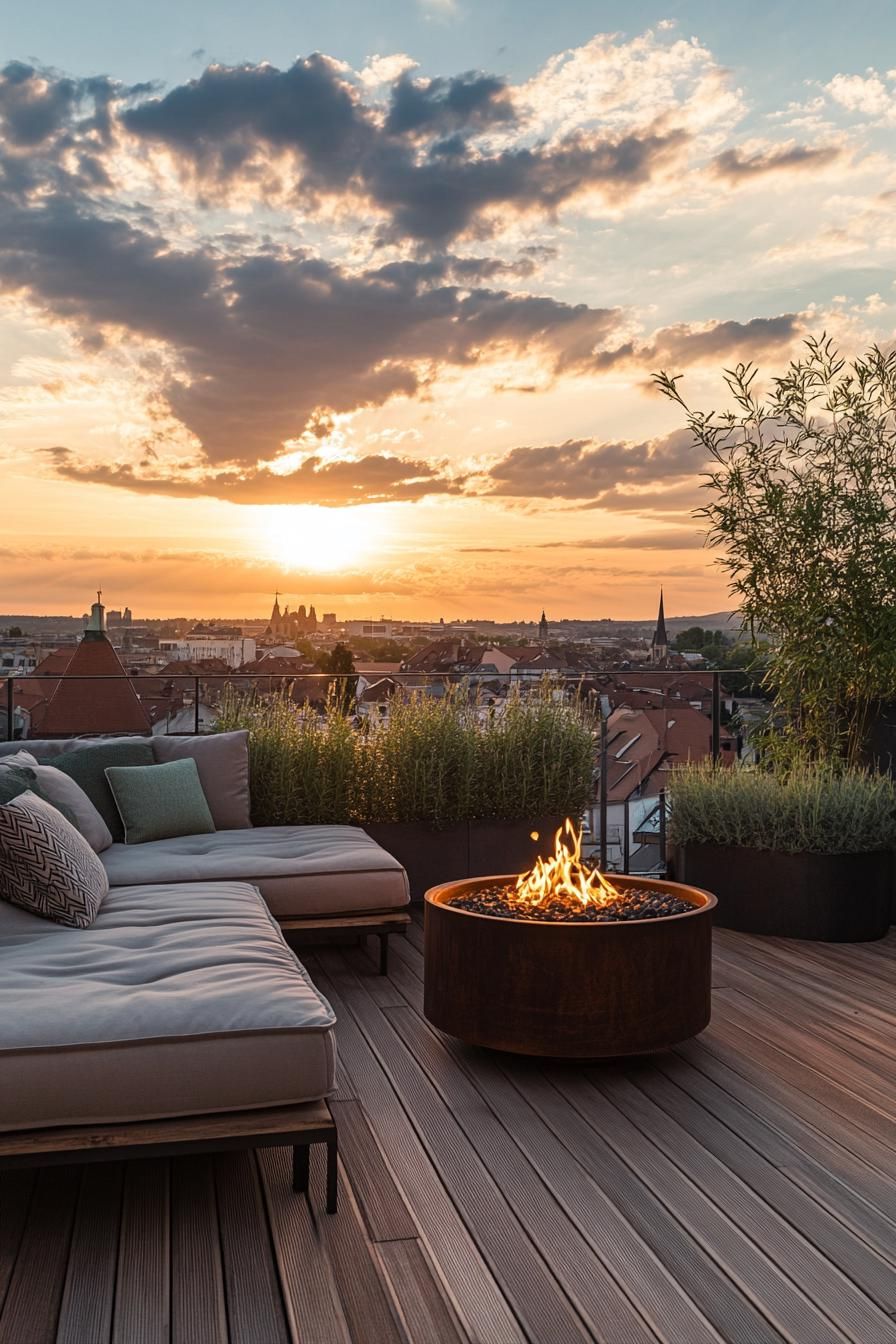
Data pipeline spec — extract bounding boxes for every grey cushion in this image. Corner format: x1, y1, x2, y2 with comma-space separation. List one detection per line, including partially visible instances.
1, 753, 112, 852
0, 738, 152, 761
0, 881, 336, 1130
106, 758, 215, 845
101, 824, 410, 918
152, 731, 251, 830
0, 791, 108, 927
40, 740, 155, 842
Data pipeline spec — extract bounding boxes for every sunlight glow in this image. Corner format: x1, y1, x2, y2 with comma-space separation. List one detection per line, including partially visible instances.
258, 504, 381, 572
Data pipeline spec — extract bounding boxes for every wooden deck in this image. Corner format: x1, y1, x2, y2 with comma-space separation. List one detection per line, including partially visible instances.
2, 916, 895, 1344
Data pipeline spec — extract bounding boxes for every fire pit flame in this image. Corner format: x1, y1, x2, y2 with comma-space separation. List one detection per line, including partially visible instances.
514, 818, 621, 914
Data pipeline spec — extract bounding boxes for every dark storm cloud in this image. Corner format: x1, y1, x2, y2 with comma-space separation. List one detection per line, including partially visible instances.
710, 144, 842, 182
45, 446, 464, 506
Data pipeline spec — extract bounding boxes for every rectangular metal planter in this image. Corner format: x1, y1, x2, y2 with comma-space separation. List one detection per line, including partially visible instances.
365, 817, 563, 900
670, 843, 892, 941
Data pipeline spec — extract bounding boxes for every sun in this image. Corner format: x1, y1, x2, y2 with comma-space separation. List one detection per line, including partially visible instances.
257, 504, 379, 573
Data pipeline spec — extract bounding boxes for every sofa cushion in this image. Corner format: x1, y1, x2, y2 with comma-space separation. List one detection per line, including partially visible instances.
0, 881, 336, 1130
0, 792, 109, 928
41, 740, 155, 842
152, 731, 251, 830
106, 758, 216, 845
0, 753, 113, 851
101, 824, 410, 918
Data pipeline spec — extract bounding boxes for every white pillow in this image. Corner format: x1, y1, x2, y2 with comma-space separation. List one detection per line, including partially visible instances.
0, 754, 113, 852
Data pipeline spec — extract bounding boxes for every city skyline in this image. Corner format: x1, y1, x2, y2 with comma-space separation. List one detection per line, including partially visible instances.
3, 3, 896, 616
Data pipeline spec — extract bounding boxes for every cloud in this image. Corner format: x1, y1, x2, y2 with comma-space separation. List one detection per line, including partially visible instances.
486, 428, 701, 501
45, 445, 464, 506
532, 529, 704, 550
0, 195, 623, 463
384, 71, 515, 136
710, 143, 843, 182
825, 70, 896, 122
118, 55, 691, 244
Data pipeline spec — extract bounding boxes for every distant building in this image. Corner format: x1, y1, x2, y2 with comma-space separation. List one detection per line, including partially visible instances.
321, 613, 337, 627
538, 610, 549, 642
35, 594, 151, 738
345, 620, 394, 639
264, 594, 318, 640
159, 633, 256, 668
650, 590, 668, 666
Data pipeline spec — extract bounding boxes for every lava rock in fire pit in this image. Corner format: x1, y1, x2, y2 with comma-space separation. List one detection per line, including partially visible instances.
447, 884, 693, 922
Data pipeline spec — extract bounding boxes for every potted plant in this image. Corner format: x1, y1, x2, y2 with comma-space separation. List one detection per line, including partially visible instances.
668, 760, 894, 941
655, 337, 896, 767
217, 684, 595, 898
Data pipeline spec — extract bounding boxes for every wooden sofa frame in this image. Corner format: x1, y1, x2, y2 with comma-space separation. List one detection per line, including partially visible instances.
279, 909, 411, 975
0, 1100, 338, 1213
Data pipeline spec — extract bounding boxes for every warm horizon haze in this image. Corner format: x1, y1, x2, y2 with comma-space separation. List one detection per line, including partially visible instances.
2, 0, 896, 619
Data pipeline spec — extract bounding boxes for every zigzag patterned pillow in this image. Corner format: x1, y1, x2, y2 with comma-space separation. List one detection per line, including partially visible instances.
0, 790, 108, 928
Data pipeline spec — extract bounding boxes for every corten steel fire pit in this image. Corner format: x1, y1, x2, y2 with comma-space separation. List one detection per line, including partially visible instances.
423, 823, 716, 1058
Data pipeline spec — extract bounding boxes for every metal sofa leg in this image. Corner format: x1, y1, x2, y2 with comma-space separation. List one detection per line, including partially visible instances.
292, 1144, 310, 1193
378, 932, 389, 976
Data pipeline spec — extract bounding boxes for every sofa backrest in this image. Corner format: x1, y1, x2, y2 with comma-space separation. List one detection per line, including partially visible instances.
0, 731, 251, 831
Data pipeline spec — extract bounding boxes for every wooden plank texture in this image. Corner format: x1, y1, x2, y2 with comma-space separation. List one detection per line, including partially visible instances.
0, 924, 894, 1344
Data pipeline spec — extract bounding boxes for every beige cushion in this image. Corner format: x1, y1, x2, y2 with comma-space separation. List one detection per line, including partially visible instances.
152, 732, 250, 830
0, 881, 336, 1130
0, 752, 113, 852
101, 824, 410, 918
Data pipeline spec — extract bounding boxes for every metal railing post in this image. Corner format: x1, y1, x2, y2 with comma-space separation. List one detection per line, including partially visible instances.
711, 672, 721, 763
599, 713, 608, 870
658, 787, 667, 874
623, 796, 630, 874
193, 676, 200, 735
5, 677, 12, 742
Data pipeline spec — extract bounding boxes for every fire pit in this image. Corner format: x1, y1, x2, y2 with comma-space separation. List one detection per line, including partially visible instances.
424, 820, 716, 1057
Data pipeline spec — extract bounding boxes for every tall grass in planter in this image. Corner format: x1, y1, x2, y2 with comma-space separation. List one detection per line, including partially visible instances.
474, 688, 595, 821
353, 689, 479, 826
217, 689, 356, 825
668, 759, 895, 940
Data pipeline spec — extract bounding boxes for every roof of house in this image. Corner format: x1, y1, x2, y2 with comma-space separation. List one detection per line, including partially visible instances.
601, 704, 734, 801
402, 639, 483, 672
37, 633, 152, 736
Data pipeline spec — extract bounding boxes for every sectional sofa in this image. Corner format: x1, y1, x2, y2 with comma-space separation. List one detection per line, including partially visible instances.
0, 730, 412, 1211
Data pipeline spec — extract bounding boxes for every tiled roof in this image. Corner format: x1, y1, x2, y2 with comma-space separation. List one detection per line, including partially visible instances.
38, 634, 152, 735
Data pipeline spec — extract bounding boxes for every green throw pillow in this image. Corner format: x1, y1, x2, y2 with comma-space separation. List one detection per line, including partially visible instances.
0, 763, 78, 827
104, 757, 215, 845
41, 740, 155, 842
0, 765, 39, 806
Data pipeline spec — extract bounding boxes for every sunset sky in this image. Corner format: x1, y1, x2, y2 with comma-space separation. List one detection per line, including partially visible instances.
2, 1, 895, 619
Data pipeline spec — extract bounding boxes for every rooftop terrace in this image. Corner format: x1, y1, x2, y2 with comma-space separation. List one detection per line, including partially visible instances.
2, 914, 894, 1344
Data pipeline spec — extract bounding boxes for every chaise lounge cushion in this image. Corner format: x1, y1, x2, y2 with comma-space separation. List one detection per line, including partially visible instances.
100, 824, 410, 919
0, 881, 336, 1131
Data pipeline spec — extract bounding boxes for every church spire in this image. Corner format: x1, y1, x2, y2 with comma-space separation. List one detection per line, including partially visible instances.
538, 609, 548, 642
651, 588, 668, 664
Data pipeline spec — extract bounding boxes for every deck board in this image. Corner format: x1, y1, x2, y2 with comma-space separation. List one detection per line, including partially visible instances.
2, 922, 895, 1344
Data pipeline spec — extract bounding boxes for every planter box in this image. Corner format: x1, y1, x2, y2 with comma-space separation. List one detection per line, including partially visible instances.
670, 843, 892, 942
365, 817, 563, 901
